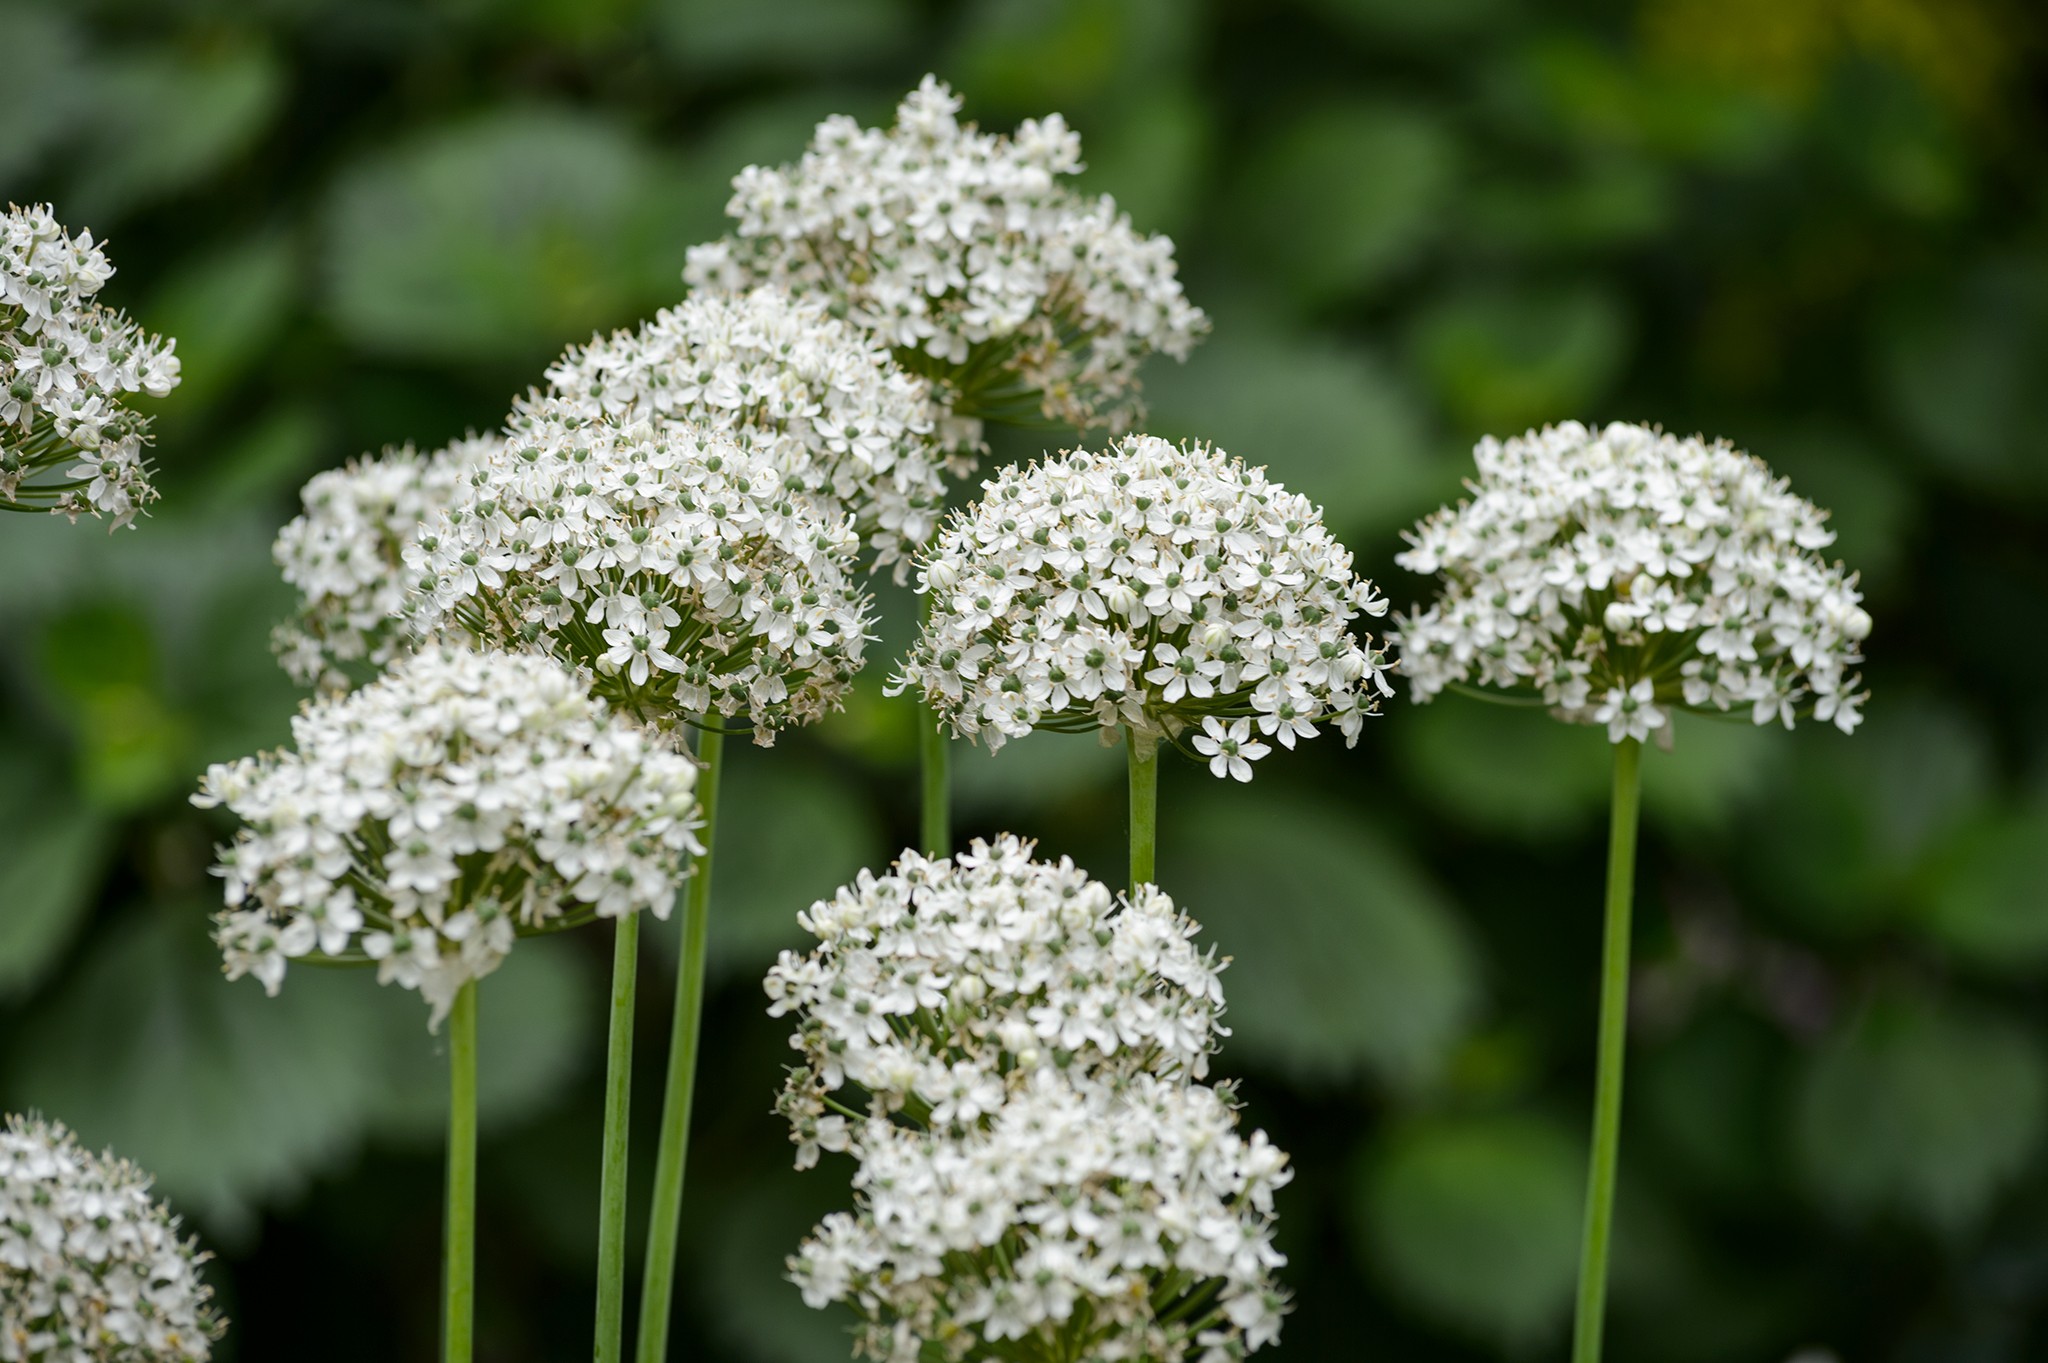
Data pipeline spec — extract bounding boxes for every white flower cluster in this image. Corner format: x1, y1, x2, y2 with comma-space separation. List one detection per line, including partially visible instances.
767, 839, 1288, 1363
521, 288, 976, 580
194, 646, 700, 1025
0, 1114, 222, 1363
763, 836, 1226, 1167
1, 205, 179, 528
405, 406, 873, 741
893, 435, 1392, 780
684, 77, 1207, 434
1395, 421, 1872, 742
271, 434, 501, 688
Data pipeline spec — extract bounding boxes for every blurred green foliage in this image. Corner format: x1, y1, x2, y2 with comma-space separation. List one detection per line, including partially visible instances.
0, 0, 2044, 1359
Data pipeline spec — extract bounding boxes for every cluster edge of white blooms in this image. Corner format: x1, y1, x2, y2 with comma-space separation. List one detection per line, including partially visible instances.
767, 837, 1290, 1363
520, 287, 978, 582
894, 434, 1392, 781
0, 1113, 223, 1363
1, 204, 180, 528
685, 75, 1208, 434
194, 645, 700, 1025
271, 433, 502, 689
405, 402, 874, 742
1395, 420, 1871, 742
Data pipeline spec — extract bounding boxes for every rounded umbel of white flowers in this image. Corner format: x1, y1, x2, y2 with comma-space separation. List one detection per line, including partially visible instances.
1, 204, 180, 528
893, 435, 1393, 781
684, 76, 1208, 435
1395, 421, 1872, 742
405, 405, 873, 742
790, 1071, 1292, 1363
520, 287, 977, 580
193, 645, 701, 1026
0, 1113, 223, 1363
764, 835, 1227, 1168
271, 433, 501, 689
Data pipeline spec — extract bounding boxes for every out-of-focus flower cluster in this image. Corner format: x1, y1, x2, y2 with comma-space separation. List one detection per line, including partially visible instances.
405, 406, 873, 741
763, 836, 1226, 1167
684, 76, 1207, 434
767, 838, 1290, 1363
894, 435, 1392, 780
271, 434, 501, 689
521, 288, 976, 581
194, 646, 700, 1025
1396, 421, 1872, 742
0, 205, 179, 528
0, 1114, 222, 1363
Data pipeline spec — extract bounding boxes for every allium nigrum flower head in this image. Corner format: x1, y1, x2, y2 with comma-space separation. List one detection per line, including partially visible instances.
764, 835, 1226, 1168
1, 205, 180, 528
684, 77, 1207, 435
195, 645, 700, 1025
893, 435, 1392, 780
791, 1072, 1292, 1363
521, 287, 977, 581
0, 1113, 223, 1362
1395, 421, 1872, 742
405, 404, 874, 741
271, 434, 501, 689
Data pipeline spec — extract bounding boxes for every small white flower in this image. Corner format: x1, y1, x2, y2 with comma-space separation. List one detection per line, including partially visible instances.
0, 204, 180, 527
1192, 717, 1269, 782
194, 645, 700, 1026
1394, 421, 1871, 743
271, 434, 500, 689
684, 77, 1207, 435
893, 435, 1390, 780
0, 1113, 224, 1360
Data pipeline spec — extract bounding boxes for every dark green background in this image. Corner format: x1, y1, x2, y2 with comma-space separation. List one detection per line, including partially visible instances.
2, 0, 2045, 1358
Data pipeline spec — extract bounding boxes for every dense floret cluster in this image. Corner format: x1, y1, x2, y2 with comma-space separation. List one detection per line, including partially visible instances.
684, 77, 1207, 434
0, 205, 179, 527
894, 435, 1392, 780
271, 434, 501, 688
763, 836, 1226, 1167
1395, 421, 1872, 742
0, 1114, 222, 1363
405, 406, 873, 740
769, 839, 1288, 1363
194, 646, 700, 1024
521, 288, 975, 580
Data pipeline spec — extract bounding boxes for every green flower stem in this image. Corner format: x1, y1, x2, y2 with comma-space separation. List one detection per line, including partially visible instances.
594, 913, 640, 1363
444, 980, 479, 1363
636, 724, 725, 1363
1128, 728, 1159, 891
1571, 736, 1642, 1363
919, 592, 950, 857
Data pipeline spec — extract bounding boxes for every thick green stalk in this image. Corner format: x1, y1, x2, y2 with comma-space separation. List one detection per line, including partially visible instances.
636, 725, 725, 1363
594, 913, 640, 1363
444, 981, 479, 1363
1128, 728, 1159, 892
919, 591, 950, 857
1571, 737, 1642, 1363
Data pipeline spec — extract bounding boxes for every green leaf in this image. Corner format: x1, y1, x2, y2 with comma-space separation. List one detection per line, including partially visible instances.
1394, 692, 1611, 839
1640, 711, 1785, 836
35, 602, 193, 814
949, 0, 1197, 114
1141, 317, 1444, 538
67, 38, 285, 220
1234, 102, 1460, 305
1412, 280, 1630, 435
0, 760, 108, 1000
1175, 788, 1481, 1088
655, 0, 911, 72
323, 106, 690, 362
5, 905, 397, 1239
1073, 84, 1212, 238
145, 232, 299, 417
0, 5, 87, 189
1792, 993, 2047, 1232
1918, 802, 2048, 972
686, 1160, 859, 1363
1354, 1112, 1582, 1348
